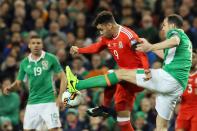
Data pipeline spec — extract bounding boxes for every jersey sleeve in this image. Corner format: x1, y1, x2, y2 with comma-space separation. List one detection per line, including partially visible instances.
128, 30, 150, 70
51, 55, 63, 73
17, 62, 26, 81
78, 37, 106, 54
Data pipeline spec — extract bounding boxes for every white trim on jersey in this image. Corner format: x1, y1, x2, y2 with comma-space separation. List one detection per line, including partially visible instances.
28, 50, 46, 62
164, 47, 177, 64
121, 27, 133, 39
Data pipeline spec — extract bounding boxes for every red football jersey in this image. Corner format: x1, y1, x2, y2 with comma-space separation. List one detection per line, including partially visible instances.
78, 25, 149, 69
180, 71, 197, 109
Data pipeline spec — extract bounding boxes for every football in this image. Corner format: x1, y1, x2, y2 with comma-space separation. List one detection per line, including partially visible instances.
62, 91, 82, 107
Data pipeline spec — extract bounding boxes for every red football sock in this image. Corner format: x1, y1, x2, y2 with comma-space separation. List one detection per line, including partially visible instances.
103, 85, 116, 107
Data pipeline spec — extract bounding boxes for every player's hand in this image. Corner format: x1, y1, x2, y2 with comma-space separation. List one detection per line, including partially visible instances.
56, 95, 64, 110
70, 46, 79, 56
2, 86, 12, 95
136, 38, 152, 52
144, 69, 152, 81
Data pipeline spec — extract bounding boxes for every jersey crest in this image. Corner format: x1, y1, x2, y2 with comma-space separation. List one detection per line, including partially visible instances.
42, 60, 49, 70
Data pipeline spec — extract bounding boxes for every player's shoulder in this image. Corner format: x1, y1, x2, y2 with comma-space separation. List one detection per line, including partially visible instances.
20, 57, 29, 64
45, 52, 57, 59
120, 26, 137, 39
167, 29, 182, 38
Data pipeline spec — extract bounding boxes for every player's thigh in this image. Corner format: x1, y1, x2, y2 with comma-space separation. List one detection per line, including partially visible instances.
136, 69, 182, 93
23, 105, 42, 130
156, 92, 182, 121
114, 83, 137, 111
175, 117, 190, 131
176, 110, 191, 131
191, 122, 197, 131
191, 114, 197, 131
40, 102, 61, 129
176, 119, 190, 131
115, 69, 137, 84
48, 128, 59, 131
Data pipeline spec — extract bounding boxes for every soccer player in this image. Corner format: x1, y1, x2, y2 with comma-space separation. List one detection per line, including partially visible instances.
70, 11, 150, 131
66, 14, 192, 131
176, 51, 197, 131
3, 35, 67, 131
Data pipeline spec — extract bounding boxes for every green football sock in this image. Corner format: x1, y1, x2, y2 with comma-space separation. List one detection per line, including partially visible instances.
76, 72, 119, 90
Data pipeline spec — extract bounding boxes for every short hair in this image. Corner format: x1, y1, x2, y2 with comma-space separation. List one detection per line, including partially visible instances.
30, 35, 41, 39
93, 11, 116, 26
166, 14, 183, 28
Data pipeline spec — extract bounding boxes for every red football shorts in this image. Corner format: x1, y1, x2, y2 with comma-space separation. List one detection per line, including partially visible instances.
176, 108, 197, 131
114, 82, 143, 111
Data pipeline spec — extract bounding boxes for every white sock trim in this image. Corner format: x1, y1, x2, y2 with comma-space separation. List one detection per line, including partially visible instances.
117, 117, 130, 122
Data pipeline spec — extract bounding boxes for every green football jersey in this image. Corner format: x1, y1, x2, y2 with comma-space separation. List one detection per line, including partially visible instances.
17, 51, 62, 104
163, 29, 192, 90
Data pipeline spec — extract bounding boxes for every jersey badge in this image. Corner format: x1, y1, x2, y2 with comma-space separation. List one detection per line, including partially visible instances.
118, 41, 123, 48
42, 60, 48, 70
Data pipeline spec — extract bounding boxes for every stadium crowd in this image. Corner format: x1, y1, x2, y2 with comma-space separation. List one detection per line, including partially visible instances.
0, 0, 197, 131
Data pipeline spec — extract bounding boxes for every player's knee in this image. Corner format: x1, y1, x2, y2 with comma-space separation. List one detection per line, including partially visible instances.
176, 129, 185, 131
156, 116, 168, 131
117, 111, 130, 118
115, 69, 136, 81
49, 128, 59, 131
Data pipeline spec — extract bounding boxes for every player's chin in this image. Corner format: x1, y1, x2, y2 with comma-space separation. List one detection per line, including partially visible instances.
33, 50, 41, 54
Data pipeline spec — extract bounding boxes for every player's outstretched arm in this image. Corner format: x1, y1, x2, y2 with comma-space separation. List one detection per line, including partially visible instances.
153, 50, 164, 59
56, 71, 67, 108
137, 37, 180, 52
3, 80, 22, 95
70, 41, 106, 55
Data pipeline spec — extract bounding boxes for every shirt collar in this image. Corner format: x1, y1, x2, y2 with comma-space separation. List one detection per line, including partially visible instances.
28, 51, 45, 62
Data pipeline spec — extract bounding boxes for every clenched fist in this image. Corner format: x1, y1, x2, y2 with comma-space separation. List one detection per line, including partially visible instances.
70, 46, 79, 55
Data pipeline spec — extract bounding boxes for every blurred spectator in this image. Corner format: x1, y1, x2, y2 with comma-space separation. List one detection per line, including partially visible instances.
58, 0, 68, 14
56, 48, 68, 68
75, 27, 93, 46
0, 117, 13, 131
10, 21, 22, 35
0, 78, 20, 130
138, 14, 160, 43
44, 22, 66, 52
88, 116, 109, 131
134, 111, 154, 131
77, 104, 89, 129
35, 18, 48, 39
183, 20, 197, 47
35, 0, 48, 22
99, 50, 116, 69
64, 108, 85, 131
0, 55, 18, 80
85, 54, 108, 78
71, 56, 87, 78
179, 4, 194, 23
58, 14, 73, 33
